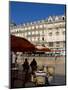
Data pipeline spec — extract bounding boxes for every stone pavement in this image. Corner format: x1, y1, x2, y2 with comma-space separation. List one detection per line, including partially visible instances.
11, 70, 66, 88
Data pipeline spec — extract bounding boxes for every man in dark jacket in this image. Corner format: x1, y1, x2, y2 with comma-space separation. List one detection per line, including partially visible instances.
23, 58, 30, 87
30, 58, 37, 74
23, 58, 29, 72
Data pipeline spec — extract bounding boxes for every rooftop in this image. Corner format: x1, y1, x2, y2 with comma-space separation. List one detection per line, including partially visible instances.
10, 15, 65, 30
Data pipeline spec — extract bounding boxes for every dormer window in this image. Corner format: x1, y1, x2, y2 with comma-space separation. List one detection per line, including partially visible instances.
62, 17, 64, 20
55, 16, 59, 21
48, 16, 53, 22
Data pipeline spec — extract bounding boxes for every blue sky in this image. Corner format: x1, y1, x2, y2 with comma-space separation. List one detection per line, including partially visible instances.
9, 1, 65, 25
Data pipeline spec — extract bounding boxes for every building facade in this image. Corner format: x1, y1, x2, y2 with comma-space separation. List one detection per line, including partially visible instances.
10, 15, 66, 55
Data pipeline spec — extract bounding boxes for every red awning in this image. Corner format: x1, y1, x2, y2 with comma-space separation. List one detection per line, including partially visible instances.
11, 35, 36, 52
11, 35, 51, 52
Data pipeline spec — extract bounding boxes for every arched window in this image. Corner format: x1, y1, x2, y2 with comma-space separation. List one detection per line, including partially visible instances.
62, 16, 65, 20
36, 25, 39, 29
39, 24, 43, 29
56, 31, 59, 35
49, 32, 52, 36
32, 26, 34, 30
49, 42, 53, 47
62, 31, 65, 35
42, 37, 44, 41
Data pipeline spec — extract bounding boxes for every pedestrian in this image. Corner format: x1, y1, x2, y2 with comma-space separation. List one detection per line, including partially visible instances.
30, 58, 37, 74
23, 58, 29, 73
22, 58, 30, 87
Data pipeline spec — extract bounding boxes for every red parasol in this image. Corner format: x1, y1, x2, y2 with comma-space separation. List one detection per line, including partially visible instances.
11, 35, 36, 52
11, 35, 51, 52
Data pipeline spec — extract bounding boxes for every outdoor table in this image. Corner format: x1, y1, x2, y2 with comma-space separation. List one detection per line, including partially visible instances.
43, 65, 55, 82
43, 65, 55, 75
47, 66, 55, 76
34, 71, 47, 85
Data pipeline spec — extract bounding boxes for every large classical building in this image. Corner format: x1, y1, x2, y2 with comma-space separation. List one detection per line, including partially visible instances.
10, 15, 66, 55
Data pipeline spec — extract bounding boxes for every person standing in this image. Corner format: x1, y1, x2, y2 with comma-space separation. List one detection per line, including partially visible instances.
22, 58, 30, 87
30, 58, 37, 74
23, 58, 29, 72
